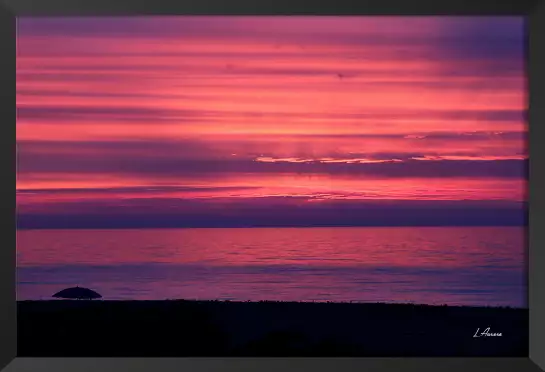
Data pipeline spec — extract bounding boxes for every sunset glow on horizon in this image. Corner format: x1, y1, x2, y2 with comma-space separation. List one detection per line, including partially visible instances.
16, 16, 527, 228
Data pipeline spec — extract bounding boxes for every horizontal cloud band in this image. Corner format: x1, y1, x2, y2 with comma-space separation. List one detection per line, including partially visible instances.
17, 198, 527, 229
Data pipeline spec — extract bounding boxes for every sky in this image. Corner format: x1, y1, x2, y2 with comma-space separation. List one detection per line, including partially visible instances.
16, 16, 527, 228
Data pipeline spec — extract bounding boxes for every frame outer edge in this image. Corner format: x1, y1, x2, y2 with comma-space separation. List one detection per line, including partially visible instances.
0, 0, 539, 16
529, 0, 545, 370
0, 0, 16, 371
3, 0, 543, 371
0, 358, 543, 372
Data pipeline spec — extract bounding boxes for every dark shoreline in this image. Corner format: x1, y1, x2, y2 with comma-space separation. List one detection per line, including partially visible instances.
18, 300, 528, 357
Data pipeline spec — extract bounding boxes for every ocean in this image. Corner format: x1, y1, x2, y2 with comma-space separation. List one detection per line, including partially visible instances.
16, 226, 527, 307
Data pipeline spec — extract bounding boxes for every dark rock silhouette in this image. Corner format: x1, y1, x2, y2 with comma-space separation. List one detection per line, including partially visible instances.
52, 286, 102, 300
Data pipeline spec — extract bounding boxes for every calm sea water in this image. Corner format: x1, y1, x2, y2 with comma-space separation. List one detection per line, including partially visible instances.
16, 227, 527, 307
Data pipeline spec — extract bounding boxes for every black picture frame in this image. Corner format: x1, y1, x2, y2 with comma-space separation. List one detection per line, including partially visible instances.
2, 0, 544, 371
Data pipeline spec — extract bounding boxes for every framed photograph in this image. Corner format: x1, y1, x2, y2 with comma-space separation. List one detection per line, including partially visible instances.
2, 0, 544, 372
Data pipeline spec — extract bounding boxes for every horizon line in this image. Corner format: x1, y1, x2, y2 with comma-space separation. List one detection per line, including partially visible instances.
16, 223, 528, 231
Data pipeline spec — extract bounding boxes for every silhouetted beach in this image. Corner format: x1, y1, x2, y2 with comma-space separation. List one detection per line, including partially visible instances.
18, 300, 528, 357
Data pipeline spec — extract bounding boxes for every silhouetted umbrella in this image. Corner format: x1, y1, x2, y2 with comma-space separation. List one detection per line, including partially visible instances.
52, 286, 102, 300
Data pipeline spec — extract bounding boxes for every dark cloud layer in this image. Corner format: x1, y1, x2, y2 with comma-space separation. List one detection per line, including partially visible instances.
18, 148, 527, 181
17, 198, 527, 229
17, 104, 524, 124
16, 185, 259, 195
17, 137, 527, 180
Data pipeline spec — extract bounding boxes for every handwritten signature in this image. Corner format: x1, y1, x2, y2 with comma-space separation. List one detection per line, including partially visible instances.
473, 327, 502, 337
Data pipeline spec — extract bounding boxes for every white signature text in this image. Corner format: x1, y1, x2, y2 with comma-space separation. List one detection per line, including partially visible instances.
473, 327, 502, 337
